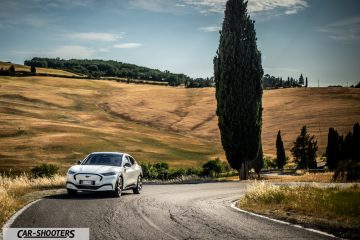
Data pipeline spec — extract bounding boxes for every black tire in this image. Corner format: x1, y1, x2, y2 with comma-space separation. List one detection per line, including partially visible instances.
113, 176, 123, 198
133, 175, 142, 194
67, 189, 77, 197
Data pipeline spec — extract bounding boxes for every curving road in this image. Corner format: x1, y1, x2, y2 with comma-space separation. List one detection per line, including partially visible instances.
11, 182, 333, 240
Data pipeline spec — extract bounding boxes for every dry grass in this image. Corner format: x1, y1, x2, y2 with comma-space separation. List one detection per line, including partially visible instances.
238, 181, 360, 238
106, 86, 360, 156
263, 172, 334, 182
0, 61, 81, 77
0, 76, 224, 172
0, 174, 65, 226
219, 172, 334, 182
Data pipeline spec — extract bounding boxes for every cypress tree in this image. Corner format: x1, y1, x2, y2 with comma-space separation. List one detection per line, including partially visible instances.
305, 77, 308, 88
291, 126, 318, 169
214, 0, 263, 180
31, 65, 36, 74
251, 144, 264, 179
326, 128, 340, 170
341, 132, 351, 160
276, 130, 286, 171
9, 65, 15, 73
299, 74, 304, 85
352, 123, 360, 162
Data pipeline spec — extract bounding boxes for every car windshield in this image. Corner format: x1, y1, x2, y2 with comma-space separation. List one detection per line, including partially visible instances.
82, 154, 123, 166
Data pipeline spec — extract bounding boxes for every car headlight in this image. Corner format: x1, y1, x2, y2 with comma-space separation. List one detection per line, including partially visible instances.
101, 172, 117, 176
68, 170, 76, 175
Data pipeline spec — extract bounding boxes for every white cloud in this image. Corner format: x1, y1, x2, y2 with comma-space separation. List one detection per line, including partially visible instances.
98, 48, 110, 52
69, 32, 124, 42
113, 43, 142, 49
182, 0, 308, 16
199, 25, 221, 32
317, 16, 360, 43
49, 45, 94, 59
248, 0, 308, 15
128, 0, 175, 12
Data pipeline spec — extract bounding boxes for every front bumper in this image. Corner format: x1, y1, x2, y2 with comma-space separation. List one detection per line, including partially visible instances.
66, 173, 117, 191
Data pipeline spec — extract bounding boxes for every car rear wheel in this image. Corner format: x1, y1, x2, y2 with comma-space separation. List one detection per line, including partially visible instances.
113, 177, 123, 198
133, 175, 142, 194
67, 189, 77, 197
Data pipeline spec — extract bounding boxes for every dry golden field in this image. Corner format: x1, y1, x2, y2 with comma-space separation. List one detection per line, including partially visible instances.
0, 72, 359, 172
107, 85, 360, 156
0, 76, 224, 172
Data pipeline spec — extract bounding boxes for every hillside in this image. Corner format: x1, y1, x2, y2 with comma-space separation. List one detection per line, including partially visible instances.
0, 74, 359, 172
105, 86, 360, 156
0, 61, 81, 77
0, 76, 223, 173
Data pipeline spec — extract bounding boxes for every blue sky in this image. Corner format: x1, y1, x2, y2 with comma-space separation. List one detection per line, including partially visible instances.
0, 0, 359, 86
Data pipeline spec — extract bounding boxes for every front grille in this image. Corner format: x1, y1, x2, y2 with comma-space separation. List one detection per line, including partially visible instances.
67, 182, 114, 190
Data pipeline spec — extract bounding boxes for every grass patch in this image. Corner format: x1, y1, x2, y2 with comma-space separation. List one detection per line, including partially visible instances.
0, 174, 65, 227
237, 181, 360, 239
262, 172, 334, 183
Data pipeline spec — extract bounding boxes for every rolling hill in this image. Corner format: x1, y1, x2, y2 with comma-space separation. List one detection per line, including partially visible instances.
0, 61, 81, 77
0, 67, 359, 172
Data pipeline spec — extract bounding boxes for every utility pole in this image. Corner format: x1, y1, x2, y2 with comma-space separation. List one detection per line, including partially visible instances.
318, 79, 320, 88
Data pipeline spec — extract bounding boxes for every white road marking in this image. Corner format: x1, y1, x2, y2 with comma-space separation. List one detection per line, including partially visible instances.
2, 199, 42, 229
230, 201, 338, 239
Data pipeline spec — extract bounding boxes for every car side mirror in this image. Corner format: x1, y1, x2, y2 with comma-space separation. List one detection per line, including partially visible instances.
77, 160, 82, 165
124, 163, 131, 168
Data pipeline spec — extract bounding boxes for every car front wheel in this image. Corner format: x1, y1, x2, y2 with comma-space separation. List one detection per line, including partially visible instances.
113, 176, 123, 198
133, 175, 142, 194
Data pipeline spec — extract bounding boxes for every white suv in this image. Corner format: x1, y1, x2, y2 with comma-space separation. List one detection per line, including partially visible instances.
66, 152, 143, 197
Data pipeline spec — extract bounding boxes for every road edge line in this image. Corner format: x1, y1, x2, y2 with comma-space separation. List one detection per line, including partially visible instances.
230, 201, 338, 239
2, 199, 42, 229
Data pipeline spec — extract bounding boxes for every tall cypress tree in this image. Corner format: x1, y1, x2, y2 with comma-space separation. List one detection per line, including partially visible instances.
276, 130, 286, 171
326, 128, 340, 170
214, 0, 263, 180
352, 123, 360, 162
299, 74, 304, 85
251, 144, 263, 179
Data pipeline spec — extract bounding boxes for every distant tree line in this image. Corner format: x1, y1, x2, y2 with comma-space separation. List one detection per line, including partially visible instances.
270, 123, 360, 181
0, 65, 17, 76
25, 57, 194, 86
185, 77, 214, 88
263, 73, 308, 89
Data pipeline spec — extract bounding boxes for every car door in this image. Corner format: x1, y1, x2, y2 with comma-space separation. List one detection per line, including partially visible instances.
128, 155, 141, 179
123, 155, 137, 187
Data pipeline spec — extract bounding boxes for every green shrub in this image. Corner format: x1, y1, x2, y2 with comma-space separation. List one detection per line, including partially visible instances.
202, 158, 230, 177
31, 164, 59, 178
264, 156, 277, 169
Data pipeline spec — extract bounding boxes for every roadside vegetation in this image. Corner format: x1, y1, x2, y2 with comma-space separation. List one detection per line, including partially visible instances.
0, 173, 65, 227
142, 158, 236, 181
237, 181, 360, 239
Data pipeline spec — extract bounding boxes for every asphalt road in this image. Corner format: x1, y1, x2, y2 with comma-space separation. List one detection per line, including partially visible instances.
11, 182, 333, 240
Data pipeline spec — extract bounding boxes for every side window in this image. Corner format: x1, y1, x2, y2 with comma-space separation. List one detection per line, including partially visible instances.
128, 156, 135, 165
123, 156, 130, 166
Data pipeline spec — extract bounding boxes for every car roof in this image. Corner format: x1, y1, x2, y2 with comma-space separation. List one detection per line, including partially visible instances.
90, 152, 126, 155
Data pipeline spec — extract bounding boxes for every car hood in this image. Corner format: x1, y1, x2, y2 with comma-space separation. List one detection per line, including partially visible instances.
69, 165, 121, 174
